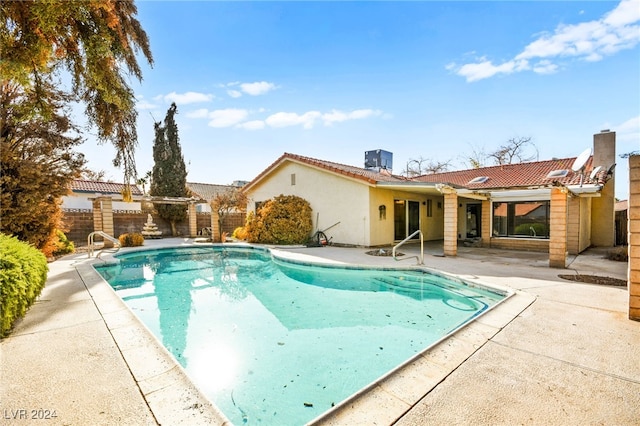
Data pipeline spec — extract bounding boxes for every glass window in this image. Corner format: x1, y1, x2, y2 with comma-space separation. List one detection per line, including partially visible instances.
492, 201, 549, 238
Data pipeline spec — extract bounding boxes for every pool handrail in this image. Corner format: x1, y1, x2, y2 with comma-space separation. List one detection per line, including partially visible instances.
392, 230, 424, 265
87, 231, 121, 258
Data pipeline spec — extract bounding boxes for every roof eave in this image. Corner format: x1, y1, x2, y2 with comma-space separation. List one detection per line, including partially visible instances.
566, 184, 603, 197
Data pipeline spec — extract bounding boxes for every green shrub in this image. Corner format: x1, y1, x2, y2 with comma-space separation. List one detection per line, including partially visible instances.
118, 233, 145, 247
514, 222, 547, 237
232, 226, 248, 240
245, 195, 313, 244
52, 230, 75, 256
0, 233, 48, 337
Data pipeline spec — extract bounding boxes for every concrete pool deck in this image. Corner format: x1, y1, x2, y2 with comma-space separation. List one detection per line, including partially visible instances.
1, 238, 638, 425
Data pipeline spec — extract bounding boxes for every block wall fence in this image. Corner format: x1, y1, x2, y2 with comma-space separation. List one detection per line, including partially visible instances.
629, 155, 639, 321
62, 209, 245, 246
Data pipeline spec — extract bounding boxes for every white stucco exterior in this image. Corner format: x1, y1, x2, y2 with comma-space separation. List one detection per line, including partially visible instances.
61, 193, 142, 211
245, 160, 447, 247
247, 162, 373, 246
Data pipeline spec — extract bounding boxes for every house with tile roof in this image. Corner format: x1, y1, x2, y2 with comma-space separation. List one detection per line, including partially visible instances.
63, 180, 145, 211
63, 180, 244, 212
186, 181, 246, 212
242, 130, 617, 267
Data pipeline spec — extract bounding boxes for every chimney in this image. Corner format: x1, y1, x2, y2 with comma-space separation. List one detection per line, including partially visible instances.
593, 129, 616, 168
591, 130, 616, 247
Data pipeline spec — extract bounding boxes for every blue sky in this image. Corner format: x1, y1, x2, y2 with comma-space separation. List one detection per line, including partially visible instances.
80, 0, 640, 199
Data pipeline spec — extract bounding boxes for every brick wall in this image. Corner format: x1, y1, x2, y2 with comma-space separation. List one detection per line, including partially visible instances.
549, 187, 568, 268
567, 196, 580, 255
488, 237, 549, 252
481, 200, 491, 248
443, 193, 457, 256
629, 155, 639, 321
62, 209, 245, 246
61, 209, 94, 245
220, 213, 245, 233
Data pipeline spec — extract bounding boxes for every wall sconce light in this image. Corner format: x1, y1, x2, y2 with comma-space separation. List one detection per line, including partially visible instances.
379, 204, 386, 220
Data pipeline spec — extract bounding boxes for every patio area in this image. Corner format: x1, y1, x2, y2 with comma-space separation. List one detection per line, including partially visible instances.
1, 238, 638, 425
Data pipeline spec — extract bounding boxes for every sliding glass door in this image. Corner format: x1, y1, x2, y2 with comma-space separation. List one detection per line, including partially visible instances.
394, 200, 420, 240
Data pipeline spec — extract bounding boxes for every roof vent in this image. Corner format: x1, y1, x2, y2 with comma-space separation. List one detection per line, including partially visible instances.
468, 176, 489, 184
546, 169, 569, 179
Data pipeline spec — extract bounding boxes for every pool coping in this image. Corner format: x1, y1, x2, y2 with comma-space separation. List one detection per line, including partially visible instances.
81, 243, 535, 425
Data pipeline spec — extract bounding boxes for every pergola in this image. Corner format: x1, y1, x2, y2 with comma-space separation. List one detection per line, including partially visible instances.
89, 194, 222, 246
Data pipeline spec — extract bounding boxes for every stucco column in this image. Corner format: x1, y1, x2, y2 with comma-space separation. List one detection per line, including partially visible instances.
443, 193, 458, 256
549, 188, 568, 268
628, 155, 640, 321
101, 197, 115, 248
188, 203, 198, 238
481, 199, 491, 248
211, 209, 221, 243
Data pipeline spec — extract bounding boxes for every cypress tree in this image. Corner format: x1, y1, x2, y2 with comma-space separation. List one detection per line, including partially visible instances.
150, 103, 189, 236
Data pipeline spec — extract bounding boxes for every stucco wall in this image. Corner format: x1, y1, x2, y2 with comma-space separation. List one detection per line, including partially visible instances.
246, 162, 371, 246
62, 194, 142, 211
368, 187, 394, 246
579, 197, 592, 252
422, 196, 445, 241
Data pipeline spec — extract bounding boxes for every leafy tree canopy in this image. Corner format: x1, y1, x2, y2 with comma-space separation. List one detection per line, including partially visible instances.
1, 0, 153, 183
150, 102, 189, 236
0, 81, 85, 250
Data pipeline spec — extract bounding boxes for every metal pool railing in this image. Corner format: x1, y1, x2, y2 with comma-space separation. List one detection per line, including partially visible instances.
87, 231, 121, 258
392, 230, 424, 265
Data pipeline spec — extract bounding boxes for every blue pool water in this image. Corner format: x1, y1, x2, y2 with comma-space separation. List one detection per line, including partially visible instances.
95, 246, 506, 425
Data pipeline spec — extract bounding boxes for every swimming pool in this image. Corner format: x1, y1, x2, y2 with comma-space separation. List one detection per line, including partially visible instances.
95, 245, 507, 425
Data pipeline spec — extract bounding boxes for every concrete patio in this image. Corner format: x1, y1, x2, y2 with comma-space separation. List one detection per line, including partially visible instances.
1, 238, 638, 425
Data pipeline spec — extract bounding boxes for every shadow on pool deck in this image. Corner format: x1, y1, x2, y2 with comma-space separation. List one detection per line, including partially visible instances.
1, 238, 638, 425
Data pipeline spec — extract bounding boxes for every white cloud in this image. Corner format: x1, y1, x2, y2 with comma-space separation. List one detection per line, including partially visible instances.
604, 0, 640, 26
238, 120, 266, 130
266, 111, 321, 129
456, 59, 529, 82
531, 60, 559, 75
136, 100, 157, 110
221, 81, 276, 97
322, 109, 383, 126
263, 109, 382, 129
451, 0, 640, 82
185, 108, 209, 119
614, 115, 640, 144
207, 109, 248, 128
240, 81, 277, 96
163, 91, 214, 104
186, 103, 383, 130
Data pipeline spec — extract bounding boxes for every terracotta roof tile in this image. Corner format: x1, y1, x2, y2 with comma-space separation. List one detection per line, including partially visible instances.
243, 152, 406, 190
243, 152, 608, 193
414, 156, 602, 189
187, 182, 239, 201
71, 180, 143, 196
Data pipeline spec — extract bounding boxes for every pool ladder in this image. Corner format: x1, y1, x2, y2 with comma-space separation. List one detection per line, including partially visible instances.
87, 231, 121, 258
392, 230, 424, 265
